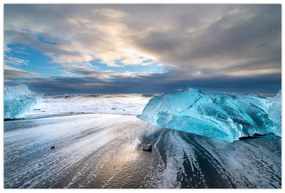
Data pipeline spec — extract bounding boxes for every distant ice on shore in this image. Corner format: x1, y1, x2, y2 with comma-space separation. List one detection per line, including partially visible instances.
4, 85, 38, 119
4, 85, 153, 119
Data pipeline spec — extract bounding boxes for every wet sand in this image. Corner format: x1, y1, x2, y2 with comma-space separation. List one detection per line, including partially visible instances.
4, 114, 281, 188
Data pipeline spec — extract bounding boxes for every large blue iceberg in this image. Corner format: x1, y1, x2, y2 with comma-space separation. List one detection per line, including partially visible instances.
139, 88, 281, 142
4, 85, 38, 119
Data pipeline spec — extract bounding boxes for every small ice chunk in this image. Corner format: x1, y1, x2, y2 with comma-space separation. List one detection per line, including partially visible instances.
4, 85, 38, 119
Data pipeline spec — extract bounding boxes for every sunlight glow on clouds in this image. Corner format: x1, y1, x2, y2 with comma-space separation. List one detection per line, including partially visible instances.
4, 4, 281, 93
5, 6, 161, 78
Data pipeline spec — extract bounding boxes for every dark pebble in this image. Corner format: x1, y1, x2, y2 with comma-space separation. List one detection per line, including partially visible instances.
142, 144, 152, 152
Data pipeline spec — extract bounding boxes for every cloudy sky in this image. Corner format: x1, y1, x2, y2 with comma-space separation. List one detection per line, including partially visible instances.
4, 4, 281, 94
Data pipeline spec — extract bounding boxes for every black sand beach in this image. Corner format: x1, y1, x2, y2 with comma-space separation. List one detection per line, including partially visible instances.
4, 114, 281, 188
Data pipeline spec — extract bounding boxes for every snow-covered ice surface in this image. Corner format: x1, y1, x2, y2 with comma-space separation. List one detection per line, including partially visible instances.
139, 88, 281, 142
4, 114, 281, 188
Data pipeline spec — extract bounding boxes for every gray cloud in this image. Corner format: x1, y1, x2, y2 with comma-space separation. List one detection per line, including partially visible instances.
5, 69, 281, 94
134, 5, 281, 73
4, 4, 281, 93
4, 65, 40, 79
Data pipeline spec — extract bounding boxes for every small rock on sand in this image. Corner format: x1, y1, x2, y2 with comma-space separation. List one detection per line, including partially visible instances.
142, 144, 152, 152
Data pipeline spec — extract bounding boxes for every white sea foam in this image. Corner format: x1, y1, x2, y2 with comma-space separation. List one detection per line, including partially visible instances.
26, 94, 151, 118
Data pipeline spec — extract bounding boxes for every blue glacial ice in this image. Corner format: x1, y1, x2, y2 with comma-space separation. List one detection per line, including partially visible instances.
268, 91, 281, 137
4, 85, 38, 119
139, 88, 281, 142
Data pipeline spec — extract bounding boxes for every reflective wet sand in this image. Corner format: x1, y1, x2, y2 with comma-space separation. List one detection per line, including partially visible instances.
4, 114, 281, 188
